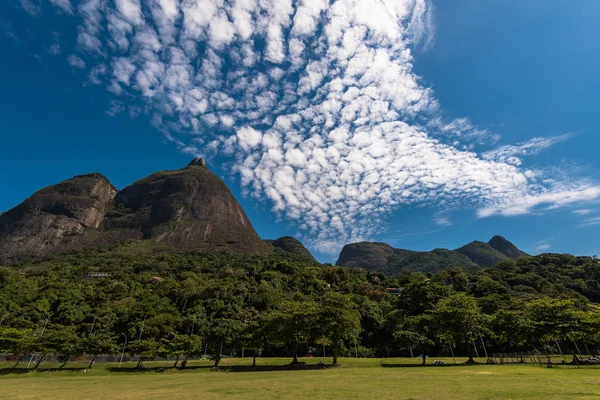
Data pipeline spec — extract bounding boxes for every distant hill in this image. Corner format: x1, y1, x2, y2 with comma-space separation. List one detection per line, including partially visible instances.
0, 159, 270, 265
488, 235, 528, 259
267, 236, 317, 263
336, 236, 528, 274
455, 241, 509, 268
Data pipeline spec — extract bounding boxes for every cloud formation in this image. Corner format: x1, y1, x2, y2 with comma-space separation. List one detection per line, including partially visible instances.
34, 0, 600, 253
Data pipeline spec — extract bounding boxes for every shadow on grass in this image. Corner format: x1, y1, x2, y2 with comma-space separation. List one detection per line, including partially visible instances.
0, 367, 89, 375
380, 361, 486, 368
220, 363, 330, 373
105, 365, 214, 373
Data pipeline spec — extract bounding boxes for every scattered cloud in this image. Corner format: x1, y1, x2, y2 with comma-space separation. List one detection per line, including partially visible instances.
573, 209, 593, 216
48, 43, 61, 55
0, 21, 20, 44
478, 185, 600, 218
433, 215, 452, 227
483, 133, 573, 166
19, 0, 42, 17
579, 217, 600, 228
67, 54, 85, 69
32, 0, 600, 254
535, 243, 551, 252
49, 0, 74, 15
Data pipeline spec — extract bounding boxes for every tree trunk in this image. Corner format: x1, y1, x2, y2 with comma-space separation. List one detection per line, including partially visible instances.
136, 356, 144, 368
421, 353, 427, 365
290, 343, 300, 364
34, 354, 45, 369
12, 355, 23, 368
173, 355, 180, 367
88, 354, 97, 369
213, 356, 221, 370
60, 358, 69, 369
332, 346, 338, 365
253, 350, 257, 367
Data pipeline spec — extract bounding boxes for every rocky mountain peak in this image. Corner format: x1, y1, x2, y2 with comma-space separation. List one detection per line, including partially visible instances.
188, 158, 207, 168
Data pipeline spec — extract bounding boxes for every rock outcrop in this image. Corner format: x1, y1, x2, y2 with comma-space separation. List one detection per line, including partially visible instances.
104, 162, 270, 254
0, 173, 116, 264
0, 161, 270, 264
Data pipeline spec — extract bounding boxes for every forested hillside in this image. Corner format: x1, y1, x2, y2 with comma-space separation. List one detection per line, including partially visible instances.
1, 240, 599, 367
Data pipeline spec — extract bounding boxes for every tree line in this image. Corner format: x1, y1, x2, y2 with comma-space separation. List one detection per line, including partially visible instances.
0, 243, 599, 368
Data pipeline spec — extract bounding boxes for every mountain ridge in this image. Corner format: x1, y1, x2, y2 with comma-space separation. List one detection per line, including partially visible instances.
0, 159, 282, 264
336, 236, 529, 274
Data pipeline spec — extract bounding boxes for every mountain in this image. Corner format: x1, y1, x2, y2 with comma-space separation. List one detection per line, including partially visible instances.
268, 236, 317, 263
336, 236, 528, 274
336, 242, 396, 270
0, 159, 269, 265
488, 235, 528, 259
0, 173, 117, 264
455, 241, 509, 268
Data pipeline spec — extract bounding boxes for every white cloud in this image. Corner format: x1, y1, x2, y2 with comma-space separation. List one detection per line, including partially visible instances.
41, 0, 600, 254
579, 217, 600, 228
20, 0, 42, 16
67, 54, 86, 69
49, 0, 74, 14
478, 185, 600, 218
433, 215, 452, 227
573, 209, 593, 216
483, 133, 573, 166
536, 243, 551, 252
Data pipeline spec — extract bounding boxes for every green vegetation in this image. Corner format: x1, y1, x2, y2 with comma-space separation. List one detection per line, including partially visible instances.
456, 241, 509, 268
0, 242, 599, 372
0, 358, 599, 400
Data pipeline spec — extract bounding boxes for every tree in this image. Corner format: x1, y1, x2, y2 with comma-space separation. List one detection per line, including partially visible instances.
161, 333, 203, 367
431, 293, 490, 363
86, 331, 118, 368
129, 339, 160, 368
263, 299, 318, 364
316, 292, 361, 365
392, 314, 436, 365
207, 317, 244, 369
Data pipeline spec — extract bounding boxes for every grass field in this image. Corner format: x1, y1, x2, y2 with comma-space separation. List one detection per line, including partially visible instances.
1, 357, 599, 399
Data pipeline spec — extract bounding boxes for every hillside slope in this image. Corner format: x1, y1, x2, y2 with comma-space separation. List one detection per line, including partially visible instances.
0, 159, 270, 265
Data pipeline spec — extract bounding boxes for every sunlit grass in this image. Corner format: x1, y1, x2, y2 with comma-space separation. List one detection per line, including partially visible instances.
1, 357, 598, 399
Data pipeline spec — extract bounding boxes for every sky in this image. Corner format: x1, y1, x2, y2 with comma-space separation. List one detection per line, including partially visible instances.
1, 0, 599, 262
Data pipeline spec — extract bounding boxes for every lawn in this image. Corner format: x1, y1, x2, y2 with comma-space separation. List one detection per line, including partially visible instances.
0, 357, 599, 399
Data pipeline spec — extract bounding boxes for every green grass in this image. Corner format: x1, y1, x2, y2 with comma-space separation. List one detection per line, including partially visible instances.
1, 357, 599, 399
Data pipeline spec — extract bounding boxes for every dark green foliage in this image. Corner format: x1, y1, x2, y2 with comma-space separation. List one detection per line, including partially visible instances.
267, 237, 317, 263
337, 236, 528, 275
455, 241, 508, 269
0, 243, 599, 363
488, 235, 528, 259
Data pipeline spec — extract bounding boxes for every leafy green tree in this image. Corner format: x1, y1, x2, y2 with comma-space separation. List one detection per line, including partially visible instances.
161, 333, 203, 367
431, 293, 490, 363
129, 339, 160, 368
86, 331, 118, 368
207, 317, 244, 369
316, 292, 361, 365
263, 299, 318, 364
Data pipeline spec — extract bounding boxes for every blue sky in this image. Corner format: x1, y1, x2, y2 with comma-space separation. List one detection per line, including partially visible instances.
1, 0, 599, 262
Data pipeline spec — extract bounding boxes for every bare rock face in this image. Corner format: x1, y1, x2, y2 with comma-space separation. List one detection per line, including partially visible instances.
0, 173, 116, 264
0, 161, 271, 265
188, 158, 207, 167
104, 162, 270, 254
